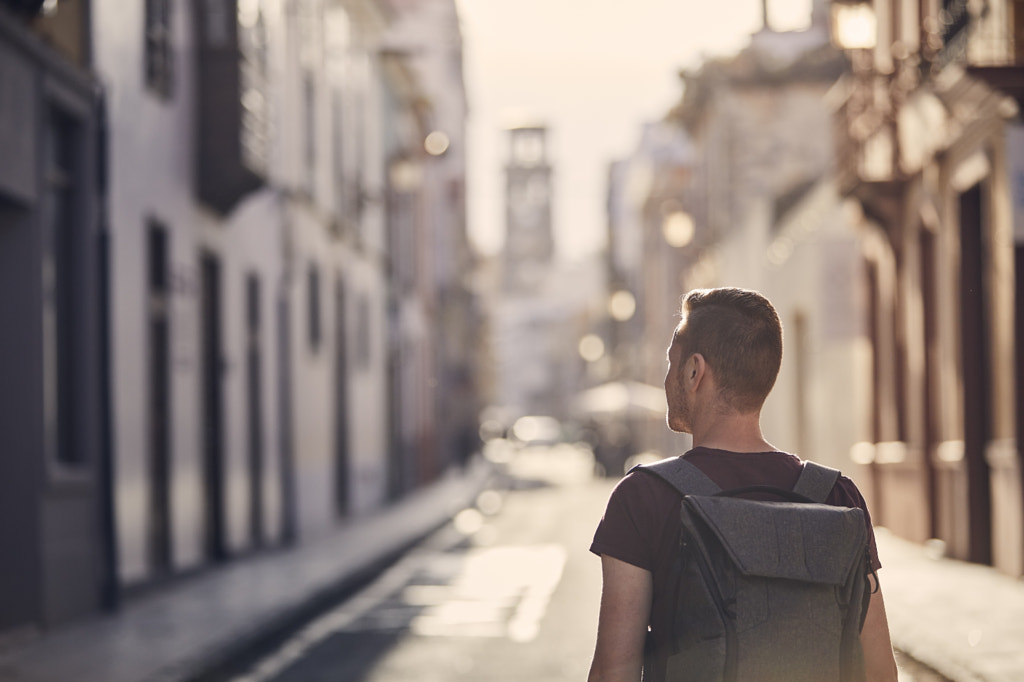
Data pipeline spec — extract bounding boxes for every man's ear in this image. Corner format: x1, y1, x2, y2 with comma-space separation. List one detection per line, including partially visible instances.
687, 353, 707, 389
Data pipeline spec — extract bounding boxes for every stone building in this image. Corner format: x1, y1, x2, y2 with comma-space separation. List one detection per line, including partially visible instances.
831, 0, 1024, 574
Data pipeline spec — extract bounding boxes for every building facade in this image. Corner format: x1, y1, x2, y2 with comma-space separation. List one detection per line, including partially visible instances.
502, 126, 554, 293
603, 8, 866, 478
831, 0, 1024, 574
481, 124, 606, 431
378, 0, 477, 494
492, 126, 559, 418
663, 19, 861, 472
0, 0, 110, 634
599, 121, 695, 468
0, 0, 476, 636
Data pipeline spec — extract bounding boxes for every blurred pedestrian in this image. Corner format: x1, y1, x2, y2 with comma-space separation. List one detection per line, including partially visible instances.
587, 287, 897, 682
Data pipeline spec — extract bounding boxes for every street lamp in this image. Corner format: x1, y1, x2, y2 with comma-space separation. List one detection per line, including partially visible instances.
388, 156, 423, 192
662, 210, 695, 248
609, 290, 636, 322
831, 0, 877, 50
424, 131, 450, 156
578, 334, 606, 363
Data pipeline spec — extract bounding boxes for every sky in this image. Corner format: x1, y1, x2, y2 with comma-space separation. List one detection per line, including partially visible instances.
454, 0, 816, 261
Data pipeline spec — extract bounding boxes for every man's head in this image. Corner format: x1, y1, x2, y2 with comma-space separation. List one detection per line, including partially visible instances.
665, 287, 782, 431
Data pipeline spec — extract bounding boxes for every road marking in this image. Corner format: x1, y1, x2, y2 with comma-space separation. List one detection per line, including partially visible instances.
409, 544, 566, 641
226, 551, 427, 682
226, 543, 567, 681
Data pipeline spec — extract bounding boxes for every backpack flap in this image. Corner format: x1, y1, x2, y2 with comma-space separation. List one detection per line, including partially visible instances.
684, 496, 867, 584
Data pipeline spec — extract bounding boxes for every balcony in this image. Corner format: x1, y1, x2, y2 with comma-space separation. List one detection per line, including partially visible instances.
194, 0, 268, 214
936, 0, 971, 68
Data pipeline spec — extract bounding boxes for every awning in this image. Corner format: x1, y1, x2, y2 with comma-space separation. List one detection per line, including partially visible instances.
572, 381, 667, 417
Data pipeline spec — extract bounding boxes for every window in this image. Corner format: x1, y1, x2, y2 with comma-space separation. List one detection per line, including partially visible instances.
147, 220, 172, 569
937, 0, 969, 66
44, 107, 83, 465
145, 0, 174, 98
308, 263, 321, 351
511, 129, 545, 167
297, 0, 319, 195
303, 73, 316, 196
245, 272, 265, 545
331, 90, 349, 224
239, 0, 269, 176
356, 295, 371, 369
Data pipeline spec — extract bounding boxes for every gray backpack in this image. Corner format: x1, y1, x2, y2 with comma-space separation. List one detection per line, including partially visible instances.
637, 458, 873, 682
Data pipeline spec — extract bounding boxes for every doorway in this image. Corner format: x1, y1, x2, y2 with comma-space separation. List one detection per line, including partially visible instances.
959, 183, 993, 565
334, 276, 351, 517
245, 273, 265, 547
147, 222, 172, 572
919, 226, 939, 540
201, 252, 227, 561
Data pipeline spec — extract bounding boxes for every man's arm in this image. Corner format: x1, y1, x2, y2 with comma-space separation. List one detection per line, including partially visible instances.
861, 572, 898, 682
588, 554, 653, 682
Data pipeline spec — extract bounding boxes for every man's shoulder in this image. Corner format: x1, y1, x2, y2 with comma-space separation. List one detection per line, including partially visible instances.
619, 458, 684, 491
610, 458, 692, 509
830, 470, 870, 505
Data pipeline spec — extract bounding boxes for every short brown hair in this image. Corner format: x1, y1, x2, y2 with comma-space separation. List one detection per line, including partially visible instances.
675, 287, 783, 413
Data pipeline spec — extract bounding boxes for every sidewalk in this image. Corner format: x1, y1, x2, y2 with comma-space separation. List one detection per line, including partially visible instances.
877, 529, 1024, 682
0, 457, 498, 682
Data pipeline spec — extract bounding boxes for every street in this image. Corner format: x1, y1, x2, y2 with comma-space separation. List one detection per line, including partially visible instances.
218, 445, 609, 682
216, 445, 948, 682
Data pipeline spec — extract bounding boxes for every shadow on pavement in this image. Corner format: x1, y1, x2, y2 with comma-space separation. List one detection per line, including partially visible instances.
271, 631, 406, 682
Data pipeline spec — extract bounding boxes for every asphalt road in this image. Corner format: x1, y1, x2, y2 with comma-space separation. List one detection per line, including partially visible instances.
217, 444, 949, 682
220, 444, 612, 682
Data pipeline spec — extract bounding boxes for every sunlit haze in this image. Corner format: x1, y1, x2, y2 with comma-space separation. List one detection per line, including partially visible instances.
456, 0, 815, 261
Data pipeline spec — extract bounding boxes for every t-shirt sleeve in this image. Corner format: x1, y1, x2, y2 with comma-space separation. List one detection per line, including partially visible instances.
589, 473, 661, 571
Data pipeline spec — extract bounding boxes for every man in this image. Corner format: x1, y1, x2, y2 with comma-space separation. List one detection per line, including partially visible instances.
587, 287, 897, 682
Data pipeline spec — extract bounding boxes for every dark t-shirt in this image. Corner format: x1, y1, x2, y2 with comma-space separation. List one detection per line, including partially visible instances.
590, 447, 880, 680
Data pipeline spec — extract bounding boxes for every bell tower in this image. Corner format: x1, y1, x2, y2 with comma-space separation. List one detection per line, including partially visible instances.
503, 125, 553, 292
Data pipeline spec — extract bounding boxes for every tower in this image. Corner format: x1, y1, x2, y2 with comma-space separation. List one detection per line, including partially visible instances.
503, 126, 553, 292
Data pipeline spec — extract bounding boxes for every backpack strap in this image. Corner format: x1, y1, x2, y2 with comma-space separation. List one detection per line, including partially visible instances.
792, 461, 841, 503
633, 457, 721, 497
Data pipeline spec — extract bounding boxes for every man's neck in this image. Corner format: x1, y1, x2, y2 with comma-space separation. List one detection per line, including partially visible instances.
690, 410, 774, 453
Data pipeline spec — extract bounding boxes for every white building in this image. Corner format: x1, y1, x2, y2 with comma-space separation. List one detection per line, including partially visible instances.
90, 0, 465, 589
377, 0, 477, 490
663, 17, 864, 470
94, 0, 283, 581
599, 121, 696, 468
0, 0, 475, 631
276, 0, 393, 540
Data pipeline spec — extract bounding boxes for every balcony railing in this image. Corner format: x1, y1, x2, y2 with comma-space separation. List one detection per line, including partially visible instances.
937, 0, 971, 66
